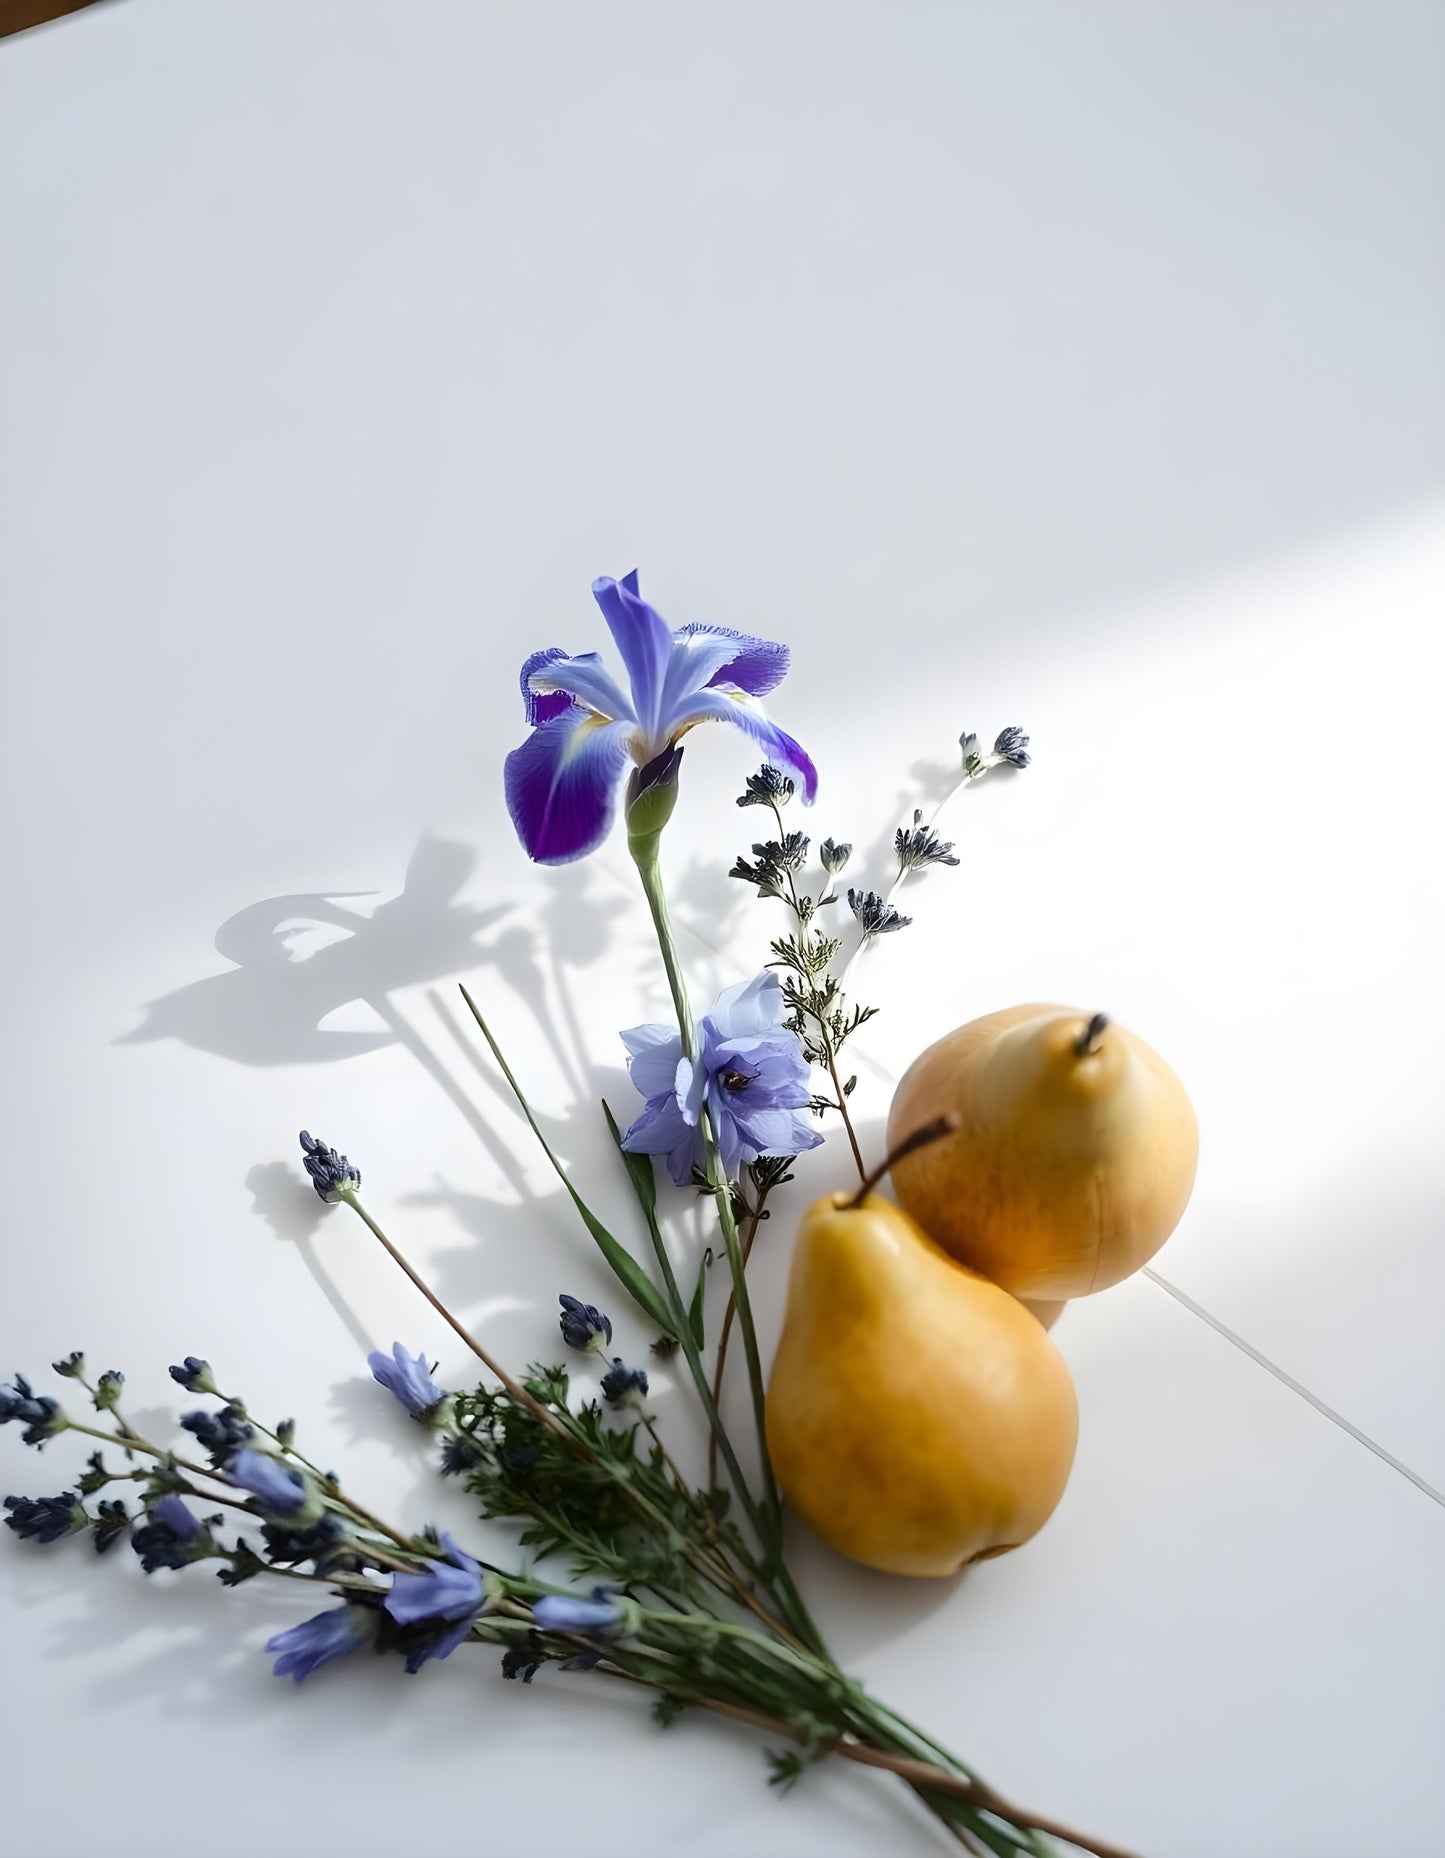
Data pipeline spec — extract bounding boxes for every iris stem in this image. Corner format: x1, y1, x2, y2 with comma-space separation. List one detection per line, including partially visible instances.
628, 825, 827, 1656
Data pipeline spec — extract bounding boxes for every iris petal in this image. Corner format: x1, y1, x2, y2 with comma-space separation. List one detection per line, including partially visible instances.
504, 710, 635, 865
525, 649, 635, 724
675, 623, 790, 698
673, 688, 818, 802
519, 647, 574, 725
592, 573, 672, 744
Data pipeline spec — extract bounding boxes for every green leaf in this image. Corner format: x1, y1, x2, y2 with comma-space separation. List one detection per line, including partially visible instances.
688, 1247, 711, 1349
457, 986, 675, 1337
602, 1099, 658, 1221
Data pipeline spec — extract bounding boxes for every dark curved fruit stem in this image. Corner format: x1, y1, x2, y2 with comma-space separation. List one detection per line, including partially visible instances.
1074, 1011, 1109, 1056
848, 1114, 960, 1209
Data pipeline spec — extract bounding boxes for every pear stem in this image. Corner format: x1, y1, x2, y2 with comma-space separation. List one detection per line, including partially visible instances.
848, 1114, 959, 1209
1075, 1011, 1109, 1056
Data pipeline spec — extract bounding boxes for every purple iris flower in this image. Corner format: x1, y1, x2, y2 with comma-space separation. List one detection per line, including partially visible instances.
384, 1532, 485, 1671
620, 971, 824, 1185
505, 572, 816, 865
226, 1448, 307, 1514
367, 1343, 445, 1419
266, 1604, 376, 1684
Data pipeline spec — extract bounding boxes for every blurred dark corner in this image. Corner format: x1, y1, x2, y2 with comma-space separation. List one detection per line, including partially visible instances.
1, 0, 109, 41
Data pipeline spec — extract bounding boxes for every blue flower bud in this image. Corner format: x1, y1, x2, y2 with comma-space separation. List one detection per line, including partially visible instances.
131, 1495, 208, 1573
180, 1405, 254, 1465
0, 1375, 68, 1448
226, 1448, 308, 1515
599, 1360, 649, 1409
992, 726, 1031, 768
168, 1357, 218, 1396
3, 1491, 87, 1544
558, 1294, 612, 1356
298, 1130, 361, 1203
532, 1587, 627, 1635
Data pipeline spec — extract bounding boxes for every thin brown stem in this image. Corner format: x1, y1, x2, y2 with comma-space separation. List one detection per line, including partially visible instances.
641, 1415, 693, 1495
590, 1663, 1136, 1858
341, 1192, 787, 1631
705, 1183, 771, 1490
342, 1194, 557, 1431
847, 1113, 959, 1209
823, 1045, 867, 1181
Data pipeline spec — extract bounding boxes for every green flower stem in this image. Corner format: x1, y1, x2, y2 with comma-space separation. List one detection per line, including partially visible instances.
619, 1107, 772, 1548
628, 828, 779, 1528
628, 825, 828, 1657
219, 1399, 332, 1485
60, 1416, 419, 1558
706, 1179, 773, 1490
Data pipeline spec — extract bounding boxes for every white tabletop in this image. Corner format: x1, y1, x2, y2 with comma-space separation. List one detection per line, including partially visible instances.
3, 6, 1443, 1856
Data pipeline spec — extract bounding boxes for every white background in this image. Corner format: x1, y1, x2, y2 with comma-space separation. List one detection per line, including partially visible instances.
3, 5, 1443, 1856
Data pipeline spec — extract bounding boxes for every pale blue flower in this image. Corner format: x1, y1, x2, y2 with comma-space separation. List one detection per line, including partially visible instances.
621, 971, 823, 1185
226, 1448, 306, 1514
384, 1532, 485, 1672
368, 1343, 445, 1419
532, 1588, 625, 1635
267, 1605, 376, 1684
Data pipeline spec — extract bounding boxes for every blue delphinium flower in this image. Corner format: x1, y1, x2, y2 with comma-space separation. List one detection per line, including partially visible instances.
620, 970, 823, 1185
532, 1588, 626, 1635
0, 1375, 67, 1448
558, 1295, 612, 1357
3, 1491, 87, 1544
168, 1357, 217, 1395
599, 1361, 649, 1409
367, 1344, 445, 1420
226, 1449, 307, 1514
505, 573, 816, 865
266, 1604, 377, 1684
384, 1532, 485, 1673
299, 1130, 361, 1202
131, 1495, 205, 1573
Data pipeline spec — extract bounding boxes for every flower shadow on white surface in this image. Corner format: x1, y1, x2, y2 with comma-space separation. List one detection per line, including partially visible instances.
117, 836, 507, 1067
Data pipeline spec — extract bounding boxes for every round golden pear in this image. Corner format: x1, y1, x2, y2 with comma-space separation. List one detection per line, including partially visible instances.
888, 1004, 1198, 1301
766, 1190, 1078, 1577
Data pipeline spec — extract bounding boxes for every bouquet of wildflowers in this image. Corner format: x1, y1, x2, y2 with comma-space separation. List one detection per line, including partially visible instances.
2, 574, 1129, 1858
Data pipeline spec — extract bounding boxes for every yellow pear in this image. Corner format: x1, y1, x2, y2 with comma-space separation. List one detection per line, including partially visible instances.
766, 1188, 1078, 1577
888, 1005, 1198, 1300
